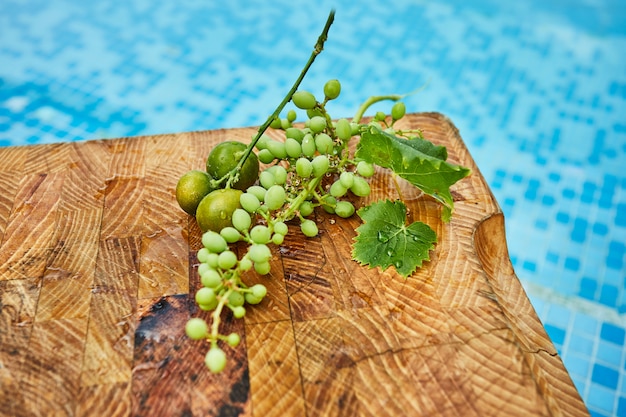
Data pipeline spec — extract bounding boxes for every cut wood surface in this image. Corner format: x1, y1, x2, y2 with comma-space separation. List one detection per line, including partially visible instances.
0, 113, 589, 416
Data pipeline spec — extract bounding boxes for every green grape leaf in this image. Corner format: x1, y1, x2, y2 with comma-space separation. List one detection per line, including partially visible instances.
355, 126, 471, 222
352, 200, 437, 277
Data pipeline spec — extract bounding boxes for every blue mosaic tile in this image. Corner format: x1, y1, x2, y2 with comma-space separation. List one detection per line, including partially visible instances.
601, 323, 626, 345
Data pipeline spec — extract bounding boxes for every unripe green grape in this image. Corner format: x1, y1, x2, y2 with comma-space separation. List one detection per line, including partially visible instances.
198, 298, 218, 311
272, 233, 284, 245
311, 155, 329, 178
220, 226, 242, 243
239, 258, 253, 271
330, 180, 348, 198
273, 221, 288, 236
232, 305, 246, 319
255, 135, 271, 150
285, 138, 302, 158
323, 79, 341, 100
391, 101, 406, 120
287, 109, 297, 122
301, 134, 316, 157
299, 201, 314, 217
218, 250, 238, 270
269, 165, 287, 185
205, 347, 227, 373
350, 176, 371, 197
264, 185, 286, 211
315, 133, 334, 154
267, 140, 287, 160
295, 157, 313, 178
251, 283, 267, 299
280, 118, 291, 130
309, 116, 327, 134
335, 201, 356, 218
244, 292, 262, 305
300, 219, 319, 237
335, 118, 352, 141
254, 260, 271, 275
306, 108, 324, 119
185, 318, 208, 340
339, 171, 355, 188
285, 127, 305, 143
205, 253, 219, 269
195, 287, 216, 306
248, 243, 272, 263
323, 195, 337, 214
231, 208, 252, 232
202, 231, 228, 253
197, 247, 211, 263
292, 91, 317, 109
259, 170, 276, 189
228, 290, 245, 307
226, 332, 241, 348
240, 192, 261, 213
375, 111, 387, 121
350, 122, 360, 136
250, 225, 271, 244
258, 149, 275, 164
200, 268, 222, 288
356, 161, 375, 178
198, 262, 212, 277
247, 185, 266, 201
270, 117, 282, 129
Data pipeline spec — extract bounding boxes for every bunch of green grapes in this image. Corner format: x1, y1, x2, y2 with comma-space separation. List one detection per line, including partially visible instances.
176, 79, 409, 373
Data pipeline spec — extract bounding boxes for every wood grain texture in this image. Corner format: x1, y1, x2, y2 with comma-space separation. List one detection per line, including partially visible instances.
0, 113, 589, 416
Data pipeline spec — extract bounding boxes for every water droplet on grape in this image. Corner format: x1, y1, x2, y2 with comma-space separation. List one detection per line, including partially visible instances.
219, 211, 227, 220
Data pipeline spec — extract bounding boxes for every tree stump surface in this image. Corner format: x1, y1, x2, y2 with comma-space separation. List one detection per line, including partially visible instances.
0, 113, 589, 416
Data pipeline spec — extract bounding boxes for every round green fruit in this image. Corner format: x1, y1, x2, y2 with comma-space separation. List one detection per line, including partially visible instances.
206, 141, 259, 190
176, 170, 216, 215
195, 188, 243, 233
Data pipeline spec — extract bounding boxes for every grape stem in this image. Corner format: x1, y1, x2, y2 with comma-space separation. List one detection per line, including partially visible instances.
351, 94, 402, 124
226, 9, 336, 189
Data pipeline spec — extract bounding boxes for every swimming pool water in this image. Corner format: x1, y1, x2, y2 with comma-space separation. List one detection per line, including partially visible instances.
1, 1, 625, 415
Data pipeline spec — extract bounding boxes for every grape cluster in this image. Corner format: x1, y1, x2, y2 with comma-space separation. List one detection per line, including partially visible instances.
182, 78, 411, 373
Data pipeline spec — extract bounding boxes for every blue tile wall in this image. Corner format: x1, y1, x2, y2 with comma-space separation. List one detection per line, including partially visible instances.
1, 0, 625, 415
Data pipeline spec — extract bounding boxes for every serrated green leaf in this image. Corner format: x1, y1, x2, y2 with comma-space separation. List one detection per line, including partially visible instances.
352, 200, 437, 277
355, 127, 470, 222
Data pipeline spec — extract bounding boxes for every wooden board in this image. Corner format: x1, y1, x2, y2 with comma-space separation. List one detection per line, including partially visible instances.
0, 113, 589, 416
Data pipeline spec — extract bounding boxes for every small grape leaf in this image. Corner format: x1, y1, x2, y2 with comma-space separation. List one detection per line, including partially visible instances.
355, 126, 471, 222
352, 199, 437, 277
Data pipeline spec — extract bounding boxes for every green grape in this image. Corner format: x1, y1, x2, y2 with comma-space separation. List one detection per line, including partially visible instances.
195, 287, 216, 305
306, 108, 324, 118
220, 226, 242, 243
292, 90, 317, 109
299, 201, 314, 217
287, 109, 297, 123
269, 165, 288, 185
309, 116, 327, 134
391, 101, 406, 120
300, 219, 319, 237
285, 127, 305, 142
247, 185, 266, 201
200, 268, 222, 288
254, 260, 271, 275
273, 221, 288, 236
205, 347, 227, 373
197, 247, 211, 263
259, 170, 276, 189
198, 298, 218, 311
239, 257, 253, 271
231, 208, 252, 232
335, 118, 352, 141
218, 250, 238, 270
270, 117, 282, 129
301, 134, 316, 157
272, 233, 284, 245
228, 290, 245, 307
330, 180, 347, 198
280, 118, 291, 130
264, 185, 286, 211
285, 138, 302, 158
375, 111, 387, 121
296, 157, 313, 178
350, 176, 371, 197
315, 133, 334, 154
248, 243, 272, 263
335, 201, 355, 218
323, 79, 341, 100
185, 318, 208, 340
250, 225, 271, 244
339, 171, 354, 188
258, 149, 275, 164
205, 252, 219, 269
198, 262, 212, 277
350, 122, 360, 136
255, 135, 271, 150
267, 140, 287, 159
251, 284, 267, 299
240, 192, 261, 213
244, 292, 262, 305
232, 305, 246, 319
322, 195, 337, 213
226, 333, 241, 348
311, 155, 329, 178
356, 161, 375, 178
202, 231, 227, 253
